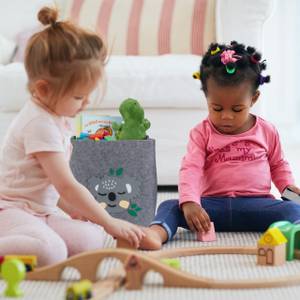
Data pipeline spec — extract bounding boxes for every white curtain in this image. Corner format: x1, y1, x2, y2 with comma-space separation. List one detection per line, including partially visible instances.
260, 0, 300, 144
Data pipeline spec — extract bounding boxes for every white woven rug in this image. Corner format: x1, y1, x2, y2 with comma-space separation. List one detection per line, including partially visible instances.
1, 191, 300, 300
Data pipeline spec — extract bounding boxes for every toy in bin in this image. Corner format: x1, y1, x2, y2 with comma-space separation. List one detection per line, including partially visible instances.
75, 114, 122, 140
112, 98, 151, 140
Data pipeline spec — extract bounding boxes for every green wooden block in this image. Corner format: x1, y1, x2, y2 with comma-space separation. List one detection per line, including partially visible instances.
269, 221, 300, 261
161, 258, 181, 270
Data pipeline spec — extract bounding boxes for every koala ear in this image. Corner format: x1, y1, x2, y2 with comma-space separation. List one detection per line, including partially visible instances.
126, 183, 132, 193
87, 176, 100, 191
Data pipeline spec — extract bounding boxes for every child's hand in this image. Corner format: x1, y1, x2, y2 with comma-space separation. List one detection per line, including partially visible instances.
182, 202, 211, 232
287, 185, 300, 195
104, 217, 145, 248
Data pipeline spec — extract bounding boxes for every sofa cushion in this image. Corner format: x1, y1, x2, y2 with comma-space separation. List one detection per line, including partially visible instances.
62, 0, 216, 56
102, 54, 206, 109
0, 63, 101, 112
0, 35, 16, 65
0, 63, 31, 111
0, 55, 206, 111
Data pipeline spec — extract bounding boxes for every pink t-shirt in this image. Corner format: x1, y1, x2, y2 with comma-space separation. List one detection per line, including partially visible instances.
179, 116, 294, 206
0, 100, 74, 215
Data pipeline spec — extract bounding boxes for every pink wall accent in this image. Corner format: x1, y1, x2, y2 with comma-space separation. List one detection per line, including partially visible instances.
96, 0, 116, 39
70, 0, 84, 23
191, 0, 207, 55
65, 0, 214, 56
158, 0, 175, 55
126, 0, 144, 55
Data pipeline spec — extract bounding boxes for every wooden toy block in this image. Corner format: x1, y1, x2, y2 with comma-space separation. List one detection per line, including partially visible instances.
257, 244, 286, 266
197, 222, 216, 242
257, 228, 287, 266
269, 221, 300, 261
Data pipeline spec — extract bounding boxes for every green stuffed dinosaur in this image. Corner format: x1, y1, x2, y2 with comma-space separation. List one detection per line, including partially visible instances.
112, 98, 151, 140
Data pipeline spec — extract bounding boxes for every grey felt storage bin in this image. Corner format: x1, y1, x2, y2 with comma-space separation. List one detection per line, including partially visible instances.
70, 138, 157, 226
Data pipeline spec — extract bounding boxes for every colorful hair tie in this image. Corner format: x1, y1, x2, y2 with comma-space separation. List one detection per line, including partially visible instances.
192, 72, 201, 80
258, 74, 270, 85
210, 47, 220, 55
225, 65, 236, 74
220, 50, 241, 65
220, 50, 240, 75
250, 55, 259, 64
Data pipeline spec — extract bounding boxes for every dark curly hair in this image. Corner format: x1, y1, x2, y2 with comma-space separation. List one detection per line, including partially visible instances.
199, 41, 270, 95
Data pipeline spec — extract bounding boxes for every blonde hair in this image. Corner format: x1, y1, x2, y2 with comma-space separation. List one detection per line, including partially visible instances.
25, 6, 107, 109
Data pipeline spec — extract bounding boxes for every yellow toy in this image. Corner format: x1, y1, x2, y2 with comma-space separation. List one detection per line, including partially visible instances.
257, 227, 287, 266
66, 279, 93, 300
5, 255, 37, 272
1, 259, 26, 297
160, 258, 181, 270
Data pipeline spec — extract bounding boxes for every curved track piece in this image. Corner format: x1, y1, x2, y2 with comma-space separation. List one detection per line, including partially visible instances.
26, 247, 300, 290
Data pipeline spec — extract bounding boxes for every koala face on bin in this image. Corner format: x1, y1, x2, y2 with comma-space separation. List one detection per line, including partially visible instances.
87, 170, 139, 214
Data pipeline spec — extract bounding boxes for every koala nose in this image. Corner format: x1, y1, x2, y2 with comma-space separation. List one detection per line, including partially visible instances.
108, 192, 116, 201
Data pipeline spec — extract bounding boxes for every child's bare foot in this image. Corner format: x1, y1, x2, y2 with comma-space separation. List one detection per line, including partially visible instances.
139, 225, 168, 250
115, 225, 168, 250
116, 237, 136, 249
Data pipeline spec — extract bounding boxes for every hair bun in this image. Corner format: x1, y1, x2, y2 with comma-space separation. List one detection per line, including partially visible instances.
38, 7, 58, 26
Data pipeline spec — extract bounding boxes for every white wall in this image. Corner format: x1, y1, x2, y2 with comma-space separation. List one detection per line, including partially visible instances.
260, 0, 300, 144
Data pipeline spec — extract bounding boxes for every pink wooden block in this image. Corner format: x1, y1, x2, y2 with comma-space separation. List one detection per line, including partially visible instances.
197, 222, 216, 242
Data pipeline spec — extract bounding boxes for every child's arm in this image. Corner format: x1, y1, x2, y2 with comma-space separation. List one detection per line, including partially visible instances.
179, 124, 211, 232
268, 129, 297, 194
179, 126, 206, 206
35, 152, 145, 247
58, 197, 88, 220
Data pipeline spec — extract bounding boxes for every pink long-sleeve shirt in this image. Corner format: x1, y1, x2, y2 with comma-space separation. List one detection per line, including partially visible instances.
179, 116, 294, 206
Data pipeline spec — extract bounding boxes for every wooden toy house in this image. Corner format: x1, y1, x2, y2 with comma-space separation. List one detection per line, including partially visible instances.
257, 227, 287, 266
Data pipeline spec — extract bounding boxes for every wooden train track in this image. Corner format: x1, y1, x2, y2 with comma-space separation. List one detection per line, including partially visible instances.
90, 267, 125, 300
26, 246, 300, 290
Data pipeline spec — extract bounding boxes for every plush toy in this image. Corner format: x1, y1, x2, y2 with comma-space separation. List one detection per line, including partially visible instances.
112, 98, 151, 140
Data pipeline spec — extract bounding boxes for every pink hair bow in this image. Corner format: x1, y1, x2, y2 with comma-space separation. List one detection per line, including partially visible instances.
220, 50, 241, 65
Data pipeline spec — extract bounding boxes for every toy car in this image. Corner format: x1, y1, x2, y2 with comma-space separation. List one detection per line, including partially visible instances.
0, 255, 37, 272
66, 279, 93, 300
